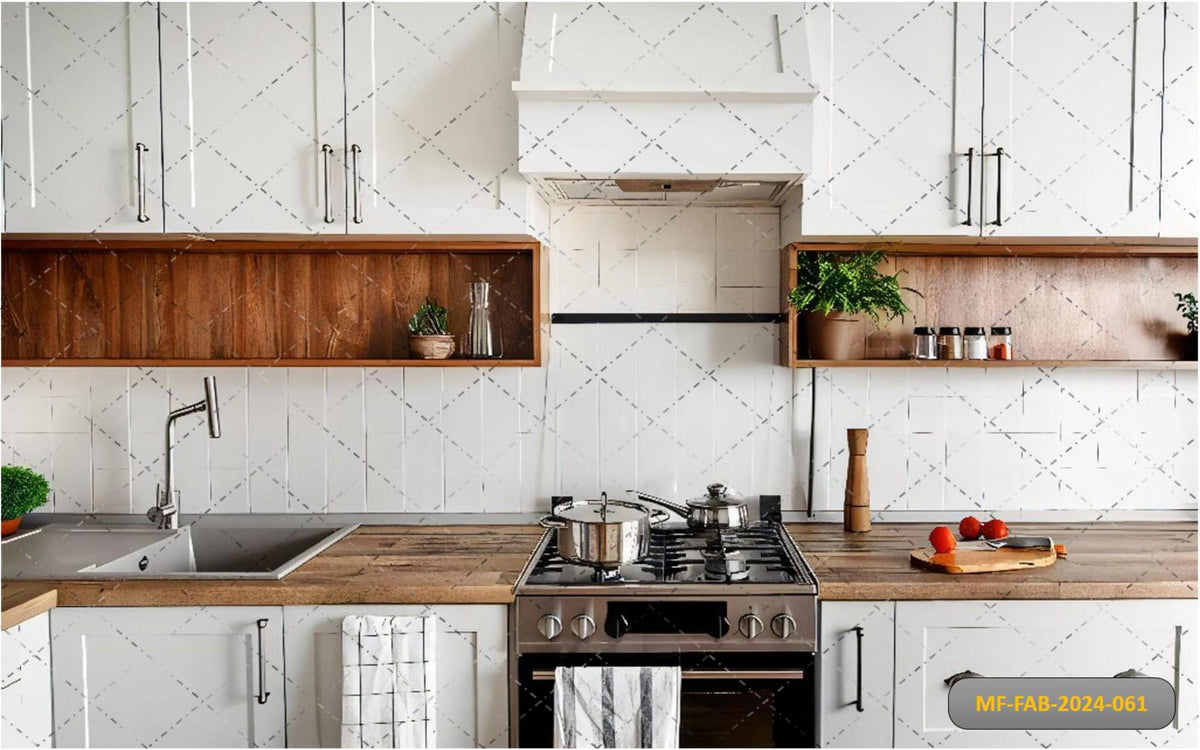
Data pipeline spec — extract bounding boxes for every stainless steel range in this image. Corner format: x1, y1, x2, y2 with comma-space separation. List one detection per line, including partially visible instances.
511, 497, 820, 748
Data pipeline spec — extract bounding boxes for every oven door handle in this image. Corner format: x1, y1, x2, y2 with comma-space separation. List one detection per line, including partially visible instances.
530, 669, 805, 681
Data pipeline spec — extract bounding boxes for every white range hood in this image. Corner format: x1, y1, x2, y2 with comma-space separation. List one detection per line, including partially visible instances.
515, 2, 817, 205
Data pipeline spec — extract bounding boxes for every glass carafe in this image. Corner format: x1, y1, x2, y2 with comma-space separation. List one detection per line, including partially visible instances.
465, 281, 502, 358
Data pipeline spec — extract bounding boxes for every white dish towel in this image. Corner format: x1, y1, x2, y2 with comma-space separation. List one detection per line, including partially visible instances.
554, 666, 682, 748
341, 615, 437, 748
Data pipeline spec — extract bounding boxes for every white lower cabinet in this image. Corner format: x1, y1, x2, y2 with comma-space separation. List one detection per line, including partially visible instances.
50, 606, 286, 748
820, 601, 895, 748
2, 612, 54, 748
894, 599, 1197, 748
282, 604, 509, 748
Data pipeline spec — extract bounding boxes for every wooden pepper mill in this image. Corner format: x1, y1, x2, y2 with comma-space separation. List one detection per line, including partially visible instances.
844, 428, 871, 532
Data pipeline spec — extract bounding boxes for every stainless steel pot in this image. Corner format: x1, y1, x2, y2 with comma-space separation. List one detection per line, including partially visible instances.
628, 483, 751, 530
539, 493, 668, 569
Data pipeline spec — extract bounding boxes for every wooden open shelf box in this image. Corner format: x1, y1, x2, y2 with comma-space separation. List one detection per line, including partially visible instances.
1, 234, 545, 367
780, 236, 1198, 369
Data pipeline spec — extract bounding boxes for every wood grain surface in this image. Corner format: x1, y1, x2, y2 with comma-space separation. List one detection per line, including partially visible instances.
909, 545, 1058, 574
1, 583, 57, 630
783, 240, 1199, 365
1, 234, 540, 365
787, 522, 1198, 600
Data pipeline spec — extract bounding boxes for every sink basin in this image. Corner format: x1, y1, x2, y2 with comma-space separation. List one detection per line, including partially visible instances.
2, 522, 357, 580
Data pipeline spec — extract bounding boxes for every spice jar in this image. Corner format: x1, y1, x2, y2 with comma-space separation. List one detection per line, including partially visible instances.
912, 327, 937, 360
989, 326, 1013, 360
964, 327, 988, 360
937, 327, 963, 359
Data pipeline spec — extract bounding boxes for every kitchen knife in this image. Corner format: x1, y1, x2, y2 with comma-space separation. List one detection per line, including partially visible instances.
984, 536, 1054, 550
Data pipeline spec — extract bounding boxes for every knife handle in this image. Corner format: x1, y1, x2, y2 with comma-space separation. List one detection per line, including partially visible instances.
1054, 544, 1067, 559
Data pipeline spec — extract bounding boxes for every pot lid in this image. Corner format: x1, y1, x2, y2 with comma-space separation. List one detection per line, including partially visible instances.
554, 496, 648, 524
684, 483, 745, 509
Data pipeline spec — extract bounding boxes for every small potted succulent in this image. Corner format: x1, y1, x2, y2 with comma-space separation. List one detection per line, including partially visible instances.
407, 296, 455, 360
788, 250, 913, 360
1175, 292, 1197, 360
2, 465, 49, 536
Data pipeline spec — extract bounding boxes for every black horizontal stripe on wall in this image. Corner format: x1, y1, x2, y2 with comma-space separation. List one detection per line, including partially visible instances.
550, 313, 785, 324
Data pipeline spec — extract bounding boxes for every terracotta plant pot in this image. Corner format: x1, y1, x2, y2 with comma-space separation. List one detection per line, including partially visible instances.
1, 517, 22, 537
803, 311, 864, 360
410, 334, 455, 360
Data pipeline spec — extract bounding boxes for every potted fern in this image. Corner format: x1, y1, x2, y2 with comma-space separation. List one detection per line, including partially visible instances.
787, 250, 913, 360
407, 296, 455, 359
2, 465, 49, 536
1175, 292, 1197, 360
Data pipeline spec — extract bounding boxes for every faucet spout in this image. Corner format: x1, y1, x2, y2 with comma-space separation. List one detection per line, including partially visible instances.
149, 377, 222, 530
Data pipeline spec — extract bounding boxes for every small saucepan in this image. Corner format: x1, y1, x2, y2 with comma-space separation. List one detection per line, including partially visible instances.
539, 492, 670, 569
628, 483, 750, 530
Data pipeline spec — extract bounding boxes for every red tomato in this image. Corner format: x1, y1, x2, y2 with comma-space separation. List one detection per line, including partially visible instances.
982, 519, 1009, 540
959, 516, 983, 540
929, 526, 957, 554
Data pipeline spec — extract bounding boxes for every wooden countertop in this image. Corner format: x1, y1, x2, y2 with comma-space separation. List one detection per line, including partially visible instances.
786, 522, 1198, 600
2, 522, 1194, 611
2, 583, 57, 629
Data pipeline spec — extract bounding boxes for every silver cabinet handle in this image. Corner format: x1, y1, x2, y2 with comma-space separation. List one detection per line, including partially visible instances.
350, 144, 363, 224
135, 142, 150, 223
944, 669, 984, 688
255, 618, 271, 705
321, 144, 334, 224
961, 147, 975, 227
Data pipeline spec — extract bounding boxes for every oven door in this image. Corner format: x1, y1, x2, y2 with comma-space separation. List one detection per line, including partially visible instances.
516, 652, 817, 748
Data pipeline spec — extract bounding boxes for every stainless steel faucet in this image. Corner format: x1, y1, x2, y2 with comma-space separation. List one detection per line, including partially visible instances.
147, 377, 221, 529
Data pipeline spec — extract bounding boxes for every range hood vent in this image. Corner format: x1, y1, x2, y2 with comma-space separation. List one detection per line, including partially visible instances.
515, 3, 816, 205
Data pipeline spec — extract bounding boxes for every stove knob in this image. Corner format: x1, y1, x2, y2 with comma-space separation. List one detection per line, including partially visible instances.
738, 614, 764, 640
537, 614, 563, 640
571, 614, 596, 640
771, 613, 796, 640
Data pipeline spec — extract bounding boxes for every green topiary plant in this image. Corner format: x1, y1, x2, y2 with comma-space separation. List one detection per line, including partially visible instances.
2, 465, 49, 520
407, 296, 449, 336
787, 250, 914, 325
1174, 292, 1197, 333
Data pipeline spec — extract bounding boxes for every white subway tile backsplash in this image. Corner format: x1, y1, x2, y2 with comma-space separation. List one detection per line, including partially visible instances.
402, 369, 445, 514
287, 368, 327, 513
247, 368, 289, 514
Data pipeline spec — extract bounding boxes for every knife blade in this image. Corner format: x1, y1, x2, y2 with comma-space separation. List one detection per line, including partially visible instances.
985, 536, 1054, 550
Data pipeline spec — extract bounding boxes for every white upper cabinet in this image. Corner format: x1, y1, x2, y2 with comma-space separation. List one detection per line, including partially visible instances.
1, 2, 162, 232
343, 2, 534, 234
158, 2, 345, 232
1160, 1, 1197, 236
981, 2, 1164, 236
801, 2, 982, 235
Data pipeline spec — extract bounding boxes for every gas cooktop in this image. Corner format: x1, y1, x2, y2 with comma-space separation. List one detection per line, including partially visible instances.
518, 521, 818, 592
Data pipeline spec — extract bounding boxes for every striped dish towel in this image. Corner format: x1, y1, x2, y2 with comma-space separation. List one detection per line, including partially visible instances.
554, 666, 681, 748
341, 615, 437, 748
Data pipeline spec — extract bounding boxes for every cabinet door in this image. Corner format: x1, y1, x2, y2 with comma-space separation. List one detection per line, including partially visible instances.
820, 601, 894, 748
1160, 1, 1197, 236
1, 612, 54, 748
981, 2, 1162, 235
158, 2, 345, 232
894, 599, 1196, 748
1, 2, 161, 231
343, 2, 531, 234
283, 604, 509, 748
800, 2, 983, 235
50, 606, 285, 748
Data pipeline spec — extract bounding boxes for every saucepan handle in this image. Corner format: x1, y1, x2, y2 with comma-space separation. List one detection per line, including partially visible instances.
539, 516, 567, 529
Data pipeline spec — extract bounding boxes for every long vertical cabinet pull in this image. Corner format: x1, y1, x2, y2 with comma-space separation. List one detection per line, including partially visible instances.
961, 148, 976, 226
989, 147, 1005, 226
255, 618, 271, 705
135, 143, 150, 223
851, 625, 864, 712
321, 144, 335, 224
351, 144, 363, 224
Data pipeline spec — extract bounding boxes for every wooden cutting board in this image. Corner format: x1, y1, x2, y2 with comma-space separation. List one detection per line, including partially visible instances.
910, 543, 1058, 574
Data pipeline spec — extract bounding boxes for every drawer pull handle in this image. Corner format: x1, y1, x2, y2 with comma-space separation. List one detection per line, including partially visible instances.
1113, 668, 1148, 678
135, 142, 150, 223
256, 618, 271, 705
321, 144, 334, 224
851, 625, 864, 712
944, 669, 984, 688
961, 147, 975, 226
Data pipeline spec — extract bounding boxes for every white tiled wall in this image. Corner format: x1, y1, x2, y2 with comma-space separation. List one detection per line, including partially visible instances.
812, 367, 1199, 513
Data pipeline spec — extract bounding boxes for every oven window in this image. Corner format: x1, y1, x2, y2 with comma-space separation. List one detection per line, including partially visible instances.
516, 653, 816, 748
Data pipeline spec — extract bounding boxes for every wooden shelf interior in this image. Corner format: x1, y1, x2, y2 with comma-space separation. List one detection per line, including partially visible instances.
1, 234, 542, 365
781, 239, 1198, 367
